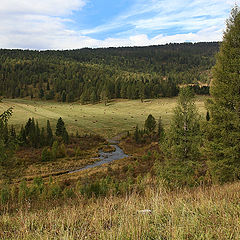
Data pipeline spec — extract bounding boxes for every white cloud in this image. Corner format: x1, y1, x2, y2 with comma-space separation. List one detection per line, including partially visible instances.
0, 0, 238, 49
0, 0, 86, 49
0, 0, 86, 16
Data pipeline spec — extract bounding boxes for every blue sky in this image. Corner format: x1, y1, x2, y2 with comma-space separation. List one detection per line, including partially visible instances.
0, 0, 239, 49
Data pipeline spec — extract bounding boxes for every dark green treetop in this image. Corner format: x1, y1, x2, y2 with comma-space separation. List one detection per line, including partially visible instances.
205, 6, 240, 183
144, 114, 156, 133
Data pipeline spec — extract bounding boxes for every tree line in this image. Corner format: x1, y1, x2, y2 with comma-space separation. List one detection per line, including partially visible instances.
0, 42, 218, 103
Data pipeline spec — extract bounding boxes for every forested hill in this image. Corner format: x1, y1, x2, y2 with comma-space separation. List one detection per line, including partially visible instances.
0, 42, 219, 103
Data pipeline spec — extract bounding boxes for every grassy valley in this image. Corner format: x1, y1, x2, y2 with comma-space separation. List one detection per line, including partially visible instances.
1, 96, 207, 138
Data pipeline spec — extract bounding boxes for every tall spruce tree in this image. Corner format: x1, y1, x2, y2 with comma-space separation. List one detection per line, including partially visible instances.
158, 87, 201, 187
0, 108, 14, 179
55, 117, 69, 143
55, 117, 65, 137
144, 114, 156, 133
46, 120, 53, 146
157, 116, 165, 142
205, 6, 240, 183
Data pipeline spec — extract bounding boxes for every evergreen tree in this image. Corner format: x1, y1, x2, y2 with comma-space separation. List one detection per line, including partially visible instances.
41, 147, 53, 162
100, 89, 108, 106
80, 91, 88, 105
205, 6, 240, 183
25, 118, 32, 136
39, 88, 44, 99
55, 117, 69, 143
158, 87, 202, 187
61, 90, 67, 102
35, 121, 40, 148
18, 125, 27, 145
134, 125, 140, 143
157, 116, 165, 142
144, 114, 156, 133
0, 108, 14, 179
9, 125, 16, 139
206, 111, 210, 121
66, 92, 74, 103
40, 127, 45, 147
55, 117, 65, 137
46, 120, 53, 146
62, 129, 69, 144
90, 90, 97, 104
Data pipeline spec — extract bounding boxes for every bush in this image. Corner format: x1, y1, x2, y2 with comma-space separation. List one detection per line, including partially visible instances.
48, 182, 62, 199
41, 147, 53, 162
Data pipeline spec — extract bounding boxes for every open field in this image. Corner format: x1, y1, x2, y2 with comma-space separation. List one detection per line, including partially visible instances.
0, 96, 208, 138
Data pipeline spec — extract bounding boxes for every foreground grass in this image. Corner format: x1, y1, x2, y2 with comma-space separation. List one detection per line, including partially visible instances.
0, 96, 208, 138
1, 180, 240, 239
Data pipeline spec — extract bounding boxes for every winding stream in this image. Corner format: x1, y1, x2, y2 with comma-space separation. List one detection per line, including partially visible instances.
68, 144, 128, 174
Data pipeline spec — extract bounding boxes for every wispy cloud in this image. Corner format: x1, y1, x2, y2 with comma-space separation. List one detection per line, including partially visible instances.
82, 0, 236, 35
0, 0, 239, 49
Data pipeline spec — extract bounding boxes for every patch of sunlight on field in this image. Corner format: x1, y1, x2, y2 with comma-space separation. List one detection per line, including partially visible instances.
0, 96, 208, 138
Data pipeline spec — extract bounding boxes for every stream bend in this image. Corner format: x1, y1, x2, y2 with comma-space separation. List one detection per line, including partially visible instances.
68, 144, 128, 174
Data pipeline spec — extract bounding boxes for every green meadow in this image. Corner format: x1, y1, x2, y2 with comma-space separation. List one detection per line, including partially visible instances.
0, 96, 208, 138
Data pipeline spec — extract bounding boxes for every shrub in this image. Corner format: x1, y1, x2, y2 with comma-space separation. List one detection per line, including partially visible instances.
41, 147, 53, 162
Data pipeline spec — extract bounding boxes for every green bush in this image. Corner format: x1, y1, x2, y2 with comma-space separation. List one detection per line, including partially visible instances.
41, 147, 53, 162
48, 182, 62, 199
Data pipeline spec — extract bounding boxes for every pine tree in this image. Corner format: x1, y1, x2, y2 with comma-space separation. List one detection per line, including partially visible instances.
46, 120, 53, 146
205, 6, 240, 183
55, 117, 69, 143
55, 117, 65, 137
0, 108, 14, 179
80, 91, 88, 105
41, 147, 53, 162
25, 118, 32, 136
39, 88, 44, 99
134, 125, 140, 143
9, 125, 16, 139
157, 116, 164, 142
61, 90, 66, 102
144, 114, 156, 133
62, 129, 69, 144
206, 111, 210, 121
18, 125, 27, 145
35, 121, 40, 148
158, 87, 202, 187
40, 127, 45, 147
28, 118, 36, 147
90, 90, 97, 104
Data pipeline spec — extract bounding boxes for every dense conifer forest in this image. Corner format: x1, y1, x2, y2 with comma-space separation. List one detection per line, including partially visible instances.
0, 42, 219, 102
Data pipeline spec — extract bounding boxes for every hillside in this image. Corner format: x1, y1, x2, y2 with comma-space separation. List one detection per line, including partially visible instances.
1, 179, 239, 239
0, 42, 219, 102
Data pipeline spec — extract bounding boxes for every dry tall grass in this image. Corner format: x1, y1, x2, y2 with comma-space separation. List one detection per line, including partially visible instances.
1, 179, 240, 239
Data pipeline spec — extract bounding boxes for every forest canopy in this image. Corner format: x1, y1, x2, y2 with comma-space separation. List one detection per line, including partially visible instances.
0, 42, 219, 102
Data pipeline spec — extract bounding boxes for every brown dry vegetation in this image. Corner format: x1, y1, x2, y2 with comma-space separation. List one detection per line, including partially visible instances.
1, 135, 107, 184
1, 179, 240, 239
